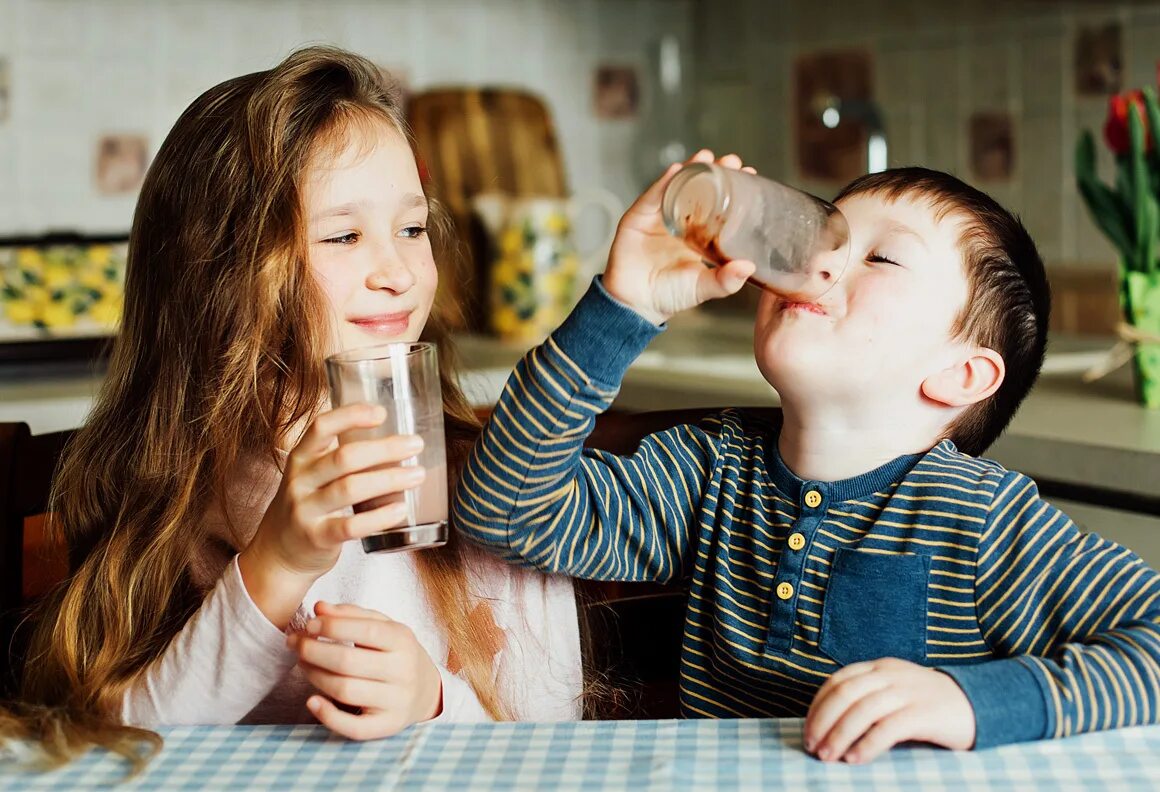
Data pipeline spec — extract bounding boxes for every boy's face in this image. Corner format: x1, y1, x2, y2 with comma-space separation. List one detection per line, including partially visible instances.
754, 191, 972, 408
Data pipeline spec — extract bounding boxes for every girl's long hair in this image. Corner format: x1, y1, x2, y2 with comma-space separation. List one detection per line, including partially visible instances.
0, 45, 507, 770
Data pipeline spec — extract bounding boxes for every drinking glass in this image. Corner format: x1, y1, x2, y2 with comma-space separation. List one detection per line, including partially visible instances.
661, 163, 850, 300
325, 342, 447, 554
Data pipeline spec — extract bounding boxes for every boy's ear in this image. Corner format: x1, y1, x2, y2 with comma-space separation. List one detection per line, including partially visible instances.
921, 347, 1005, 408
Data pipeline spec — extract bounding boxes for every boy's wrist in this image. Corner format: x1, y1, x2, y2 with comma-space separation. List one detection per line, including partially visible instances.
550, 277, 664, 387
937, 658, 1050, 749
602, 270, 669, 326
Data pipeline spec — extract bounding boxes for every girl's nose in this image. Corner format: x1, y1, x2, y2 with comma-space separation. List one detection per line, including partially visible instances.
366, 250, 416, 295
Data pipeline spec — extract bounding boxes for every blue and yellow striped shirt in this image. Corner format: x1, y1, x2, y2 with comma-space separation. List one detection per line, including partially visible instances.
453, 280, 1160, 748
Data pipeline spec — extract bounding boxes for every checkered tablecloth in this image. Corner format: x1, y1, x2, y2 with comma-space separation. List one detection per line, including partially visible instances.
3, 718, 1160, 790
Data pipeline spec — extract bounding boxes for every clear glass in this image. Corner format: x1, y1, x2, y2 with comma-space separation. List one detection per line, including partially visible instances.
325, 342, 448, 554
661, 163, 850, 301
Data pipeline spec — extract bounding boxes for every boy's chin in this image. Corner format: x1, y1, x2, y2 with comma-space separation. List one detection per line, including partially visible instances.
759, 354, 876, 404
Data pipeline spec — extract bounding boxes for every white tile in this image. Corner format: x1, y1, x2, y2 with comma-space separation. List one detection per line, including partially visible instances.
225, 0, 307, 72
1124, 18, 1160, 91
876, 48, 917, 113
1017, 115, 1065, 263
17, 0, 93, 57
15, 55, 88, 130
594, 0, 649, 58
1020, 32, 1065, 117
414, 0, 483, 86
0, 202, 22, 235
968, 39, 1014, 111
478, 0, 546, 86
298, 0, 358, 49
884, 110, 916, 169
0, 126, 14, 197
15, 131, 90, 210
542, 0, 598, 54
328, 0, 416, 70
87, 59, 158, 130
155, 0, 224, 67
87, 0, 160, 64
0, 0, 18, 54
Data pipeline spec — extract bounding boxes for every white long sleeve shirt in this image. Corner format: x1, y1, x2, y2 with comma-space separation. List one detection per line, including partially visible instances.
119, 453, 582, 727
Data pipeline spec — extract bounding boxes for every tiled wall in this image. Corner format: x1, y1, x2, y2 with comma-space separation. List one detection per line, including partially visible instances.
692, 0, 1160, 285
0, 0, 693, 236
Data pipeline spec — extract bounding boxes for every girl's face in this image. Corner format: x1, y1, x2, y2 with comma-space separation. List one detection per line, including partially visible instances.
303, 122, 437, 355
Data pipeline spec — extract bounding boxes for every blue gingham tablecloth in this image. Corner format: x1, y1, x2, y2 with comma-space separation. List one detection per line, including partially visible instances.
3, 718, 1160, 790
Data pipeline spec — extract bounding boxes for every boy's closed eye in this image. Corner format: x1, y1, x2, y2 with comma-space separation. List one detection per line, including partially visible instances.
866, 252, 901, 266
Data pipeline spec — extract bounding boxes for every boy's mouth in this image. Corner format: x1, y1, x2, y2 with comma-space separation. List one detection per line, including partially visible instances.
779, 300, 827, 316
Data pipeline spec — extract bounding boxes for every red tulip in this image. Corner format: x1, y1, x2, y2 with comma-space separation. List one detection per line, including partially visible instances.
1104, 90, 1153, 156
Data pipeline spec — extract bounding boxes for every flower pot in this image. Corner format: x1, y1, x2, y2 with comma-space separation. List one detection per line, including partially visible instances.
1123, 270, 1160, 408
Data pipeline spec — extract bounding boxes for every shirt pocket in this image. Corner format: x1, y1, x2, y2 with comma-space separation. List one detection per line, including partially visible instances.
818, 548, 931, 666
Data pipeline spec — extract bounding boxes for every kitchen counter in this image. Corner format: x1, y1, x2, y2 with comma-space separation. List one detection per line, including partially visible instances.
455, 311, 1160, 505
4, 316, 1158, 503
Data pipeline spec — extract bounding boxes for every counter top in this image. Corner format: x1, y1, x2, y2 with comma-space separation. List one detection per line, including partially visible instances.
456, 311, 1160, 502
3, 313, 1157, 501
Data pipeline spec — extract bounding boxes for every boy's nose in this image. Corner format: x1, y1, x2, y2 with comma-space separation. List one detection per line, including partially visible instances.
804, 246, 844, 293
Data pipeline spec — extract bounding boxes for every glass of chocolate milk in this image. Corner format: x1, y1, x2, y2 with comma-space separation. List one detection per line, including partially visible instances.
325, 342, 448, 554
660, 163, 850, 301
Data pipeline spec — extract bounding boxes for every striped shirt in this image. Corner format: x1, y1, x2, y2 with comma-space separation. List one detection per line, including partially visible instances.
453, 279, 1160, 748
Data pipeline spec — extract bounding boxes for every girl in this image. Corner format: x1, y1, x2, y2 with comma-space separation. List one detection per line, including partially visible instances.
0, 46, 581, 765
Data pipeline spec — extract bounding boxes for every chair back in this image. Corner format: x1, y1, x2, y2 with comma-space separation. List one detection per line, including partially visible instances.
0, 422, 74, 694
579, 406, 780, 718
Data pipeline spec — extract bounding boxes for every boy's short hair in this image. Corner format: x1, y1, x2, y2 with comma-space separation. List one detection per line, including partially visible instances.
834, 167, 1050, 456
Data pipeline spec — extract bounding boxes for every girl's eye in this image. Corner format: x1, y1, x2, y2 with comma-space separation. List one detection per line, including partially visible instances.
400, 225, 428, 240
323, 232, 359, 245
867, 253, 899, 266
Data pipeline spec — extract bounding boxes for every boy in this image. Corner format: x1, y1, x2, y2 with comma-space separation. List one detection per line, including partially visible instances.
453, 151, 1160, 763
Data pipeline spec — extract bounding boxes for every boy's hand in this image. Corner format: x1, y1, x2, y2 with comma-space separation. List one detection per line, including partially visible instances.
287, 602, 443, 740
602, 149, 757, 326
803, 658, 976, 764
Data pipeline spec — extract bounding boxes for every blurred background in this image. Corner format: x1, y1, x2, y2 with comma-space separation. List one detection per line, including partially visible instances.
0, 0, 1154, 330
1, 1, 1158, 566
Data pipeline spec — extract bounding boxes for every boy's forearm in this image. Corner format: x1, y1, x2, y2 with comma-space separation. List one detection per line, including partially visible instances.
454, 278, 690, 579
961, 472, 1160, 747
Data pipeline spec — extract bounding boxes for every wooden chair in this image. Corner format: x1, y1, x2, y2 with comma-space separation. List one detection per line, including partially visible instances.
578, 406, 781, 718
0, 422, 74, 695
0, 407, 779, 714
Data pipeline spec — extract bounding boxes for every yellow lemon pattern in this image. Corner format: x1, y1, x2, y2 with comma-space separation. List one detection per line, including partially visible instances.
489, 211, 580, 342
1, 242, 126, 336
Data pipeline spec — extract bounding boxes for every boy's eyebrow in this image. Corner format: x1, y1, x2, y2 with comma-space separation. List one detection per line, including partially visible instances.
310, 193, 429, 223
883, 221, 929, 250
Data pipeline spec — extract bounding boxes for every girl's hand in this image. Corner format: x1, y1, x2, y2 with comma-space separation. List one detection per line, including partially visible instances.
602, 149, 758, 326
288, 602, 443, 740
239, 404, 426, 627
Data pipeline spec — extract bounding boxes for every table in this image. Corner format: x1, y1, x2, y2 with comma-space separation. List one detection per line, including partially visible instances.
4, 718, 1159, 790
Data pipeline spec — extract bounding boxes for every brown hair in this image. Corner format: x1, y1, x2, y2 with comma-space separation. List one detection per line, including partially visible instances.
834, 167, 1050, 456
0, 46, 508, 770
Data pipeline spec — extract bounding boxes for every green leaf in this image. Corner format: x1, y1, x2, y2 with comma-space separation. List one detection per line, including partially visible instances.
1142, 192, 1159, 275
1076, 132, 1133, 256
1076, 139, 1134, 257
1130, 103, 1153, 268
1075, 130, 1098, 181
1144, 88, 1160, 174
1079, 179, 1134, 256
